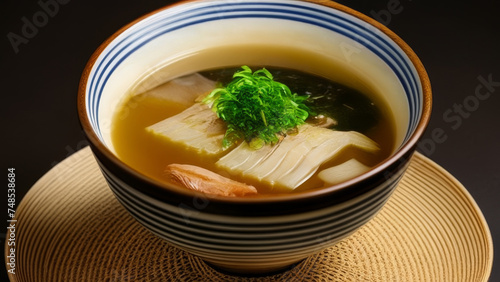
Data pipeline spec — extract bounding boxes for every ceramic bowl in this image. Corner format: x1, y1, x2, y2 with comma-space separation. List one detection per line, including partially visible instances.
78, 0, 431, 274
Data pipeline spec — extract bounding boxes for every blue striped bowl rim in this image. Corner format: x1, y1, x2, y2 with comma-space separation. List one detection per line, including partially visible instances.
84, 0, 425, 148
78, 0, 431, 273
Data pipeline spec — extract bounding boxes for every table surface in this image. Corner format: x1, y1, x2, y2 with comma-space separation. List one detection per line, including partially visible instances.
2, 0, 498, 280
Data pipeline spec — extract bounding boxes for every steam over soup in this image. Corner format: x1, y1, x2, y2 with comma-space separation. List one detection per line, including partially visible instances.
111, 66, 396, 196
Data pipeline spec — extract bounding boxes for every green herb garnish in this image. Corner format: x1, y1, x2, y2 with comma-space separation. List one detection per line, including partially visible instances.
203, 66, 311, 149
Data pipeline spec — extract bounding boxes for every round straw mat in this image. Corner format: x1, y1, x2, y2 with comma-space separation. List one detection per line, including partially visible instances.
6, 147, 492, 281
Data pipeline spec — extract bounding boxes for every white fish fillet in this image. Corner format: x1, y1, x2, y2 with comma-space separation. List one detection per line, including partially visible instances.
146, 103, 227, 156
216, 124, 379, 190
147, 91, 380, 191
139, 73, 216, 106
318, 158, 372, 185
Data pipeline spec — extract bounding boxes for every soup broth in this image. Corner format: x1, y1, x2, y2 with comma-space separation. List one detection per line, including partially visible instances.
112, 66, 396, 195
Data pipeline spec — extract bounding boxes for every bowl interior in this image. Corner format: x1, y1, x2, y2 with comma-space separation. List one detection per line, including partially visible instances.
81, 0, 428, 197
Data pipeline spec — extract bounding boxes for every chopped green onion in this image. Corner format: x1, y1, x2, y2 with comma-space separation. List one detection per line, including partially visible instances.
203, 66, 312, 149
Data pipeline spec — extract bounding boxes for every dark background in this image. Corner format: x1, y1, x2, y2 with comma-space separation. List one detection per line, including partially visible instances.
2, 0, 499, 280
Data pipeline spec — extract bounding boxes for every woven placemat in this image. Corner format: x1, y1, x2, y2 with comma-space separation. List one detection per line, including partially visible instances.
6, 147, 492, 281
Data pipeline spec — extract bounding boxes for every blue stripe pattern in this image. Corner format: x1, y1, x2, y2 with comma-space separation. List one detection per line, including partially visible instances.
97, 156, 402, 259
85, 0, 422, 146
82, 1, 425, 272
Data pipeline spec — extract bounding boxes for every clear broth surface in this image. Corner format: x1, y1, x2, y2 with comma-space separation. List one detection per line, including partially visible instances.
112, 66, 396, 194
